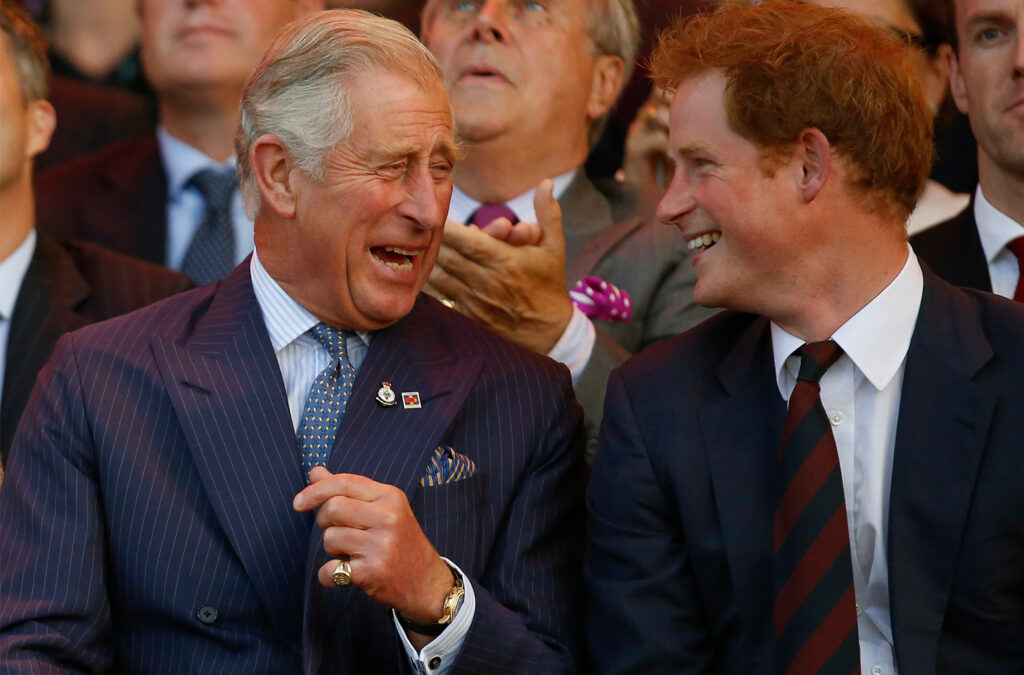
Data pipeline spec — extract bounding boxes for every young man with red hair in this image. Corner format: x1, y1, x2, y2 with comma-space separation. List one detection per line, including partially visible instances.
586, 3, 1024, 673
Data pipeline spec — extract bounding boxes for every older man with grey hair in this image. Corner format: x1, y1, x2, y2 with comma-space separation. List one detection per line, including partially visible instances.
420, 0, 717, 458
0, 10, 585, 673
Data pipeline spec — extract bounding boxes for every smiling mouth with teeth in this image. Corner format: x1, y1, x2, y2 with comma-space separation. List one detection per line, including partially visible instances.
687, 232, 721, 251
372, 246, 418, 271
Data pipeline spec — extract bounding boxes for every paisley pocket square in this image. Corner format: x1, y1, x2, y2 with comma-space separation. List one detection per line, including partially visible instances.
420, 446, 476, 487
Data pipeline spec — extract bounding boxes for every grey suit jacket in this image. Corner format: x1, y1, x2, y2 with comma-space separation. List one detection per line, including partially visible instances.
559, 174, 716, 457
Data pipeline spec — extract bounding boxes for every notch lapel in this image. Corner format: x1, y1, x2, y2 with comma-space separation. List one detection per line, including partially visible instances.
888, 272, 995, 670
151, 263, 312, 646
698, 317, 785, 657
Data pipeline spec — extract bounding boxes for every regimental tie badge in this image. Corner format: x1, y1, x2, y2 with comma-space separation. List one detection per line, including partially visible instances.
376, 381, 397, 407
402, 392, 422, 409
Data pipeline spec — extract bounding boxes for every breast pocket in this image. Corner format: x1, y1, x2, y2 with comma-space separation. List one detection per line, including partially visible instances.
411, 473, 489, 573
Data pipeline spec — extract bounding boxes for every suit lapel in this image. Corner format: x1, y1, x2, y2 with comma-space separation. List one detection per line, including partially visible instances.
325, 301, 484, 497
89, 136, 167, 264
699, 317, 785, 645
560, 174, 618, 284
151, 263, 312, 645
2, 235, 90, 459
888, 270, 995, 670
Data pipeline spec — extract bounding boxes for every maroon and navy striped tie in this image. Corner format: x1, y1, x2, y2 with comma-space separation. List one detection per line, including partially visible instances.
773, 340, 859, 674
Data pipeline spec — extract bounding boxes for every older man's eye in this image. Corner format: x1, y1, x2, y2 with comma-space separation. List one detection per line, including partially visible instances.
376, 163, 406, 179
454, 0, 477, 10
523, 1, 544, 9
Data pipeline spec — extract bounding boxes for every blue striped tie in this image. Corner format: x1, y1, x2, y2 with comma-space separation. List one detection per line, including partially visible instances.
297, 323, 356, 473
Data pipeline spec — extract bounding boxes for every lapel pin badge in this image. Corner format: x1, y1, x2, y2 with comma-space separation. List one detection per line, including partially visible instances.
402, 392, 422, 409
376, 381, 397, 407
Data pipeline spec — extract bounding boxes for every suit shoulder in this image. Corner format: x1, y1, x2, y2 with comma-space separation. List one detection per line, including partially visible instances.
68, 282, 214, 353
414, 295, 573, 384
35, 134, 159, 190
909, 207, 978, 268
59, 238, 193, 311
619, 310, 759, 384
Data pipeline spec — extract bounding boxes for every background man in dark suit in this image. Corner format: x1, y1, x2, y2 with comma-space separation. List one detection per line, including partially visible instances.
910, 0, 1024, 299
419, 0, 717, 457
0, 5, 190, 468
587, 3, 1024, 673
33, 0, 323, 283
0, 10, 585, 673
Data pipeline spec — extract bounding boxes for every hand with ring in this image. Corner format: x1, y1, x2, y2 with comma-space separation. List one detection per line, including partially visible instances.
332, 558, 352, 587
293, 467, 455, 627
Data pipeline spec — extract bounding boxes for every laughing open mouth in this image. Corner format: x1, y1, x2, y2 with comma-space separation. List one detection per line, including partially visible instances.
687, 232, 721, 251
371, 246, 418, 271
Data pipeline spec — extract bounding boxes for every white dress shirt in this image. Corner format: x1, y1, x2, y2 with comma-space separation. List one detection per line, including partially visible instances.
249, 251, 474, 674
974, 185, 1024, 299
157, 127, 253, 270
0, 229, 37, 408
448, 170, 595, 384
772, 246, 923, 675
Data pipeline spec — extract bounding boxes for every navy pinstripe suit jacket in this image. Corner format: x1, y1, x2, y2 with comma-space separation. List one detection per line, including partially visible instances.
0, 262, 586, 674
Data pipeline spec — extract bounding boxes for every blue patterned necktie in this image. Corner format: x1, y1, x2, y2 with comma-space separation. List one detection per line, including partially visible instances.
181, 168, 236, 285
297, 323, 357, 473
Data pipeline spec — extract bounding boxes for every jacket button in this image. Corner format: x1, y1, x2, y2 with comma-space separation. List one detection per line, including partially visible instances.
197, 604, 218, 625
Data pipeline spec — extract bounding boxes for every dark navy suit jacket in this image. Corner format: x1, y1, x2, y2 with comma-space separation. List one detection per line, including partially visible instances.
0, 233, 191, 463
0, 262, 586, 673
586, 266, 1024, 673
910, 200, 992, 292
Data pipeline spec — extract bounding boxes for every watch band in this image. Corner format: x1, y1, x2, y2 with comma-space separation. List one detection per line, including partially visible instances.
396, 564, 465, 637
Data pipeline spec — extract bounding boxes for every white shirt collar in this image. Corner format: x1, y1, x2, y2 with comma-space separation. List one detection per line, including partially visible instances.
772, 245, 923, 397
974, 185, 1024, 264
0, 229, 37, 321
249, 248, 371, 353
447, 168, 577, 224
156, 126, 235, 199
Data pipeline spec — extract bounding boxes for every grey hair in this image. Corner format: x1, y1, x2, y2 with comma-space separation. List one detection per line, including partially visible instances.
236, 9, 446, 218
586, 0, 641, 146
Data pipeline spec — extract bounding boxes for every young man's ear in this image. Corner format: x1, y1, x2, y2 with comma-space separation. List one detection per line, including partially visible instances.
794, 127, 832, 203
250, 134, 299, 219
25, 99, 56, 159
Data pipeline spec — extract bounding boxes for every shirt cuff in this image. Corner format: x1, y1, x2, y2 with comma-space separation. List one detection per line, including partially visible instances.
546, 306, 596, 385
392, 557, 476, 674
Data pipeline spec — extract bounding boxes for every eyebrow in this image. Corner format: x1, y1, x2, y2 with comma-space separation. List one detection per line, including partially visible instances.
672, 142, 711, 159
374, 137, 463, 163
964, 10, 1015, 31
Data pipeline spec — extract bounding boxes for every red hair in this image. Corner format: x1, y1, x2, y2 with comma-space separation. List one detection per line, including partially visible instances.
651, 1, 933, 220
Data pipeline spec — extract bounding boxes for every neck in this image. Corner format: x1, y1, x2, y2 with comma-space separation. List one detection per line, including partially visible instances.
978, 152, 1024, 227
453, 133, 586, 204
159, 92, 241, 162
772, 219, 909, 343
0, 173, 36, 263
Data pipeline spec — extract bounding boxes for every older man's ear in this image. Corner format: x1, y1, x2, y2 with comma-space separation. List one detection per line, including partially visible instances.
251, 133, 299, 219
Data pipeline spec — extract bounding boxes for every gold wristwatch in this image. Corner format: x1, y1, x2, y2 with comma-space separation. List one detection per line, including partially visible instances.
397, 564, 465, 637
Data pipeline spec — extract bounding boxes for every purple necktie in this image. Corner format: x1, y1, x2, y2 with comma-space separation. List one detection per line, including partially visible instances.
468, 203, 518, 229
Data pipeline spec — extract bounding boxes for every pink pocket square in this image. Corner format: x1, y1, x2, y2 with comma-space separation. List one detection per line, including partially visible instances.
420, 446, 476, 487
569, 276, 633, 322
